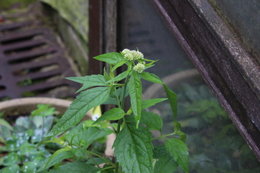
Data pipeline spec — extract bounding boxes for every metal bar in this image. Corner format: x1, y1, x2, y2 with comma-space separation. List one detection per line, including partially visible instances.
8, 47, 57, 61
0, 20, 33, 32
0, 30, 42, 42
0, 9, 78, 99
21, 80, 67, 92
1, 39, 46, 52
10, 56, 59, 70
17, 69, 62, 81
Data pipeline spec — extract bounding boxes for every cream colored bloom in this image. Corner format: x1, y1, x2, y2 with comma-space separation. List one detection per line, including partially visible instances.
121, 49, 131, 56
122, 49, 144, 61
131, 50, 144, 60
124, 52, 134, 61
133, 63, 145, 73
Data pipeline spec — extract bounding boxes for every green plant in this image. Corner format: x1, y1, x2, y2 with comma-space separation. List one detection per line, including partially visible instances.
0, 105, 57, 173
0, 0, 36, 9
40, 49, 189, 173
154, 82, 260, 173
180, 84, 260, 173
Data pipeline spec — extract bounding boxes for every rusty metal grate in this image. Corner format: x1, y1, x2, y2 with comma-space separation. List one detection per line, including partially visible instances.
0, 10, 79, 99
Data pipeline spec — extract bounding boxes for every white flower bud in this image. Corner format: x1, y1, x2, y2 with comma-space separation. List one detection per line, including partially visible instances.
131, 50, 144, 60
133, 63, 145, 73
121, 49, 131, 56
124, 52, 134, 61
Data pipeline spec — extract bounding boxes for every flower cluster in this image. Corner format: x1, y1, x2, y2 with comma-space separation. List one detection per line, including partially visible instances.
133, 63, 145, 73
121, 49, 144, 61
121, 49, 145, 73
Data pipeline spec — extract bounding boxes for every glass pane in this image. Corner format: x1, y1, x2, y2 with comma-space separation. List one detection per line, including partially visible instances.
119, 0, 260, 172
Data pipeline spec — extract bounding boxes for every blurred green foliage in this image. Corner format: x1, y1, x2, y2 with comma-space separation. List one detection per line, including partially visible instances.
0, 105, 58, 172
155, 81, 260, 173
0, 0, 35, 9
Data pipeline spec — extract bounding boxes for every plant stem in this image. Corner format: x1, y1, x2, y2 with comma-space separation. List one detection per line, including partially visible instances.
100, 166, 115, 171
85, 150, 105, 159
116, 120, 122, 134
114, 87, 122, 109
85, 150, 115, 166
121, 76, 129, 108
152, 132, 178, 140
114, 74, 130, 173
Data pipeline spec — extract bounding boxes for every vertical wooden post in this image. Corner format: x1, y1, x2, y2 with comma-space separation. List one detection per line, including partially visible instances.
103, 0, 118, 52
88, 0, 103, 74
88, 0, 118, 75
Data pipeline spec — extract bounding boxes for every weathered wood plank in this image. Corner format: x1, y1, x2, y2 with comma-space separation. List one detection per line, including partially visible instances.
152, 0, 260, 160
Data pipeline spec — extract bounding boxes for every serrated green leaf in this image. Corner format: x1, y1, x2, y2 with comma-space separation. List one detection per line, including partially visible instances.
154, 145, 178, 173
95, 108, 125, 123
144, 61, 156, 70
103, 87, 129, 105
71, 148, 91, 160
45, 137, 66, 146
64, 126, 112, 148
86, 158, 108, 165
112, 60, 127, 71
67, 75, 107, 93
31, 104, 56, 117
39, 147, 74, 171
117, 87, 129, 100
114, 122, 153, 173
49, 162, 99, 173
107, 69, 130, 83
142, 98, 168, 109
173, 122, 187, 142
103, 67, 111, 81
165, 138, 189, 173
163, 84, 177, 119
141, 72, 163, 84
94, 52, 124, 65
143, 58, 157, 63
49, 87, 111, 136
141, 111, 163, 131
128, 72, 142, 123
99, 167, 115, 173
102, 96, 117, 105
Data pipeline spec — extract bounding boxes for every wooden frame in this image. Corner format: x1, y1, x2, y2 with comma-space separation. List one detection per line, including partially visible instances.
151, 0, 260, 160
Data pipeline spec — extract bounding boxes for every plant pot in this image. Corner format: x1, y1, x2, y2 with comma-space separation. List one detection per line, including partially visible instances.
0, 97, 114, 156
0, 97, 72, 116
